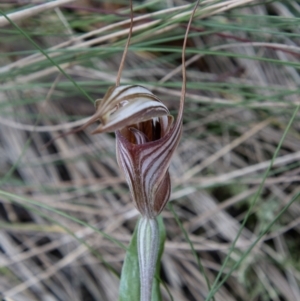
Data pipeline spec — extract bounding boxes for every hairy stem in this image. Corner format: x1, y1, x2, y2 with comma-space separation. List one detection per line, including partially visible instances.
138, 217, 159, 301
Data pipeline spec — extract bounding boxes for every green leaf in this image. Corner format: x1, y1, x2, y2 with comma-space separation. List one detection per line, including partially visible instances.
118, 215, 166, 301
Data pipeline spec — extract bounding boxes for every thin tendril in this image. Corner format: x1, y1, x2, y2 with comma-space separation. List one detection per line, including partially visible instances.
179, 0, 200, 118
177, 1, 216, 299
42, 1, 134, 148
115, 0, 133, 86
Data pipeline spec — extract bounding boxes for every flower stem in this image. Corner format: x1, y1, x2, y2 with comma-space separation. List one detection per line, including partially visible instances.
138, 216, 159, 301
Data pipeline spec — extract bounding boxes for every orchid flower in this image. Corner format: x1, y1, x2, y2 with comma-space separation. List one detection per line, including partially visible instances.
85, 84, 181, 219
79, 2, 198, 300
80, 2, 198, 301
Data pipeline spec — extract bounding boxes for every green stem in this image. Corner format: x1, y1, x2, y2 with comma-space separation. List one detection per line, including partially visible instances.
138, 217, 159, 301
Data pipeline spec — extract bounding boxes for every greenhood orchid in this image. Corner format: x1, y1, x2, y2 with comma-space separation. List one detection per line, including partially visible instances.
82, 84, 182, 219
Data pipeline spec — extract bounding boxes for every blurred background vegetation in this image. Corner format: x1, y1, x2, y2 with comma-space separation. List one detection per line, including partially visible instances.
0, 0, 300, 300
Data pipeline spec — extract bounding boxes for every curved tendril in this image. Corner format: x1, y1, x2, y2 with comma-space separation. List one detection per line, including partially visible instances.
178, 0, 200, 122
115, 0, 134, 87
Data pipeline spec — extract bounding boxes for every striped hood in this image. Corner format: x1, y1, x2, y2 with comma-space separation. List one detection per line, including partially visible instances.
91, 85, 182, 218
